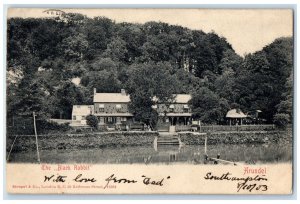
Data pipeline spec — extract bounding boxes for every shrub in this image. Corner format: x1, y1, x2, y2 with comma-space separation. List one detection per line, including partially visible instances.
273, 113, 290, 129
36, 120, 70, 134
86, 114, 99, 129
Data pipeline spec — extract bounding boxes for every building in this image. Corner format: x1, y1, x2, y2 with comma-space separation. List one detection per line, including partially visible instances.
155, 94, 192, 126
71, 105, 94, 127
93, 88, 133, 125
71, 88, 192, 127
226, 109, 247, 126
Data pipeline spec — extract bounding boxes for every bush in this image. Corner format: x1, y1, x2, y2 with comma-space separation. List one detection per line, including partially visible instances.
36, 120, 70, 134
86, 114, 99, 129
273, 113, 290, 129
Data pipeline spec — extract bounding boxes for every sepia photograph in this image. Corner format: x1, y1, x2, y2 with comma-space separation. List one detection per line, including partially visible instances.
5, 7, 294, 194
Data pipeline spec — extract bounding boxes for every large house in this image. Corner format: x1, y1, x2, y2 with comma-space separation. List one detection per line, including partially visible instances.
71, 88, 192, 127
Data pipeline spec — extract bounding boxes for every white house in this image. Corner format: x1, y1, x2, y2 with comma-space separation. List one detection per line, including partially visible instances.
71, 105, 94, 126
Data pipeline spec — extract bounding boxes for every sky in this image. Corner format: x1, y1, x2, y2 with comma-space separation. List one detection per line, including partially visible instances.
7, 8, 293, 56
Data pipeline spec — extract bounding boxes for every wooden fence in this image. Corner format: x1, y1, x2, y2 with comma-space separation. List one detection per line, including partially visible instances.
49, 119, 275, 132
175, 124, 275, 132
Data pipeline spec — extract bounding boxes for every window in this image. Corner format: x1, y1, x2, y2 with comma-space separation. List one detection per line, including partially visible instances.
169, 104, 174, 112
116, 104, 122, 112
81, 116, 85, 120
183, 104, 189, 113
121, 117, 127, 122
107, 117, 113, 123
99, 104, 104, 112
72, 116, 76, 120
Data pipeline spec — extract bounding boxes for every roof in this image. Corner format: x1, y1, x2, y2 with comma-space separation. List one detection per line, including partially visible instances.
165, 113, 192, 117
93, 93, 191, 104
93, 93, 131, 103
173, 94, 192, 103
72, 105, 94, 116
226, 109, 247, 118
94, 113, 133, 117
153, 94, 192, 104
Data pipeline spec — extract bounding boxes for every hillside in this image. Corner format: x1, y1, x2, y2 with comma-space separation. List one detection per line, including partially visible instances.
7, 13, 293, 124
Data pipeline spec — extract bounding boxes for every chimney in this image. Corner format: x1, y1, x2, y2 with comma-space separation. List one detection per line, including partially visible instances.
94, 88, 97, 95
121, 89, 126, 95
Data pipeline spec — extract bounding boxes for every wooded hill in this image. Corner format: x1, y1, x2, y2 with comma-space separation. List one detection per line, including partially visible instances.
7, 13, 293, 125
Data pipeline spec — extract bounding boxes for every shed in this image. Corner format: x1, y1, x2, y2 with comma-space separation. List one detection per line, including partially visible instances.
226, 109, 247, 125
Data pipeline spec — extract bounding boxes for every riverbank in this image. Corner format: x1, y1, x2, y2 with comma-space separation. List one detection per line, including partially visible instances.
7, 129, 292, 152
7, 131, 158, 152
179, 129, 292, 145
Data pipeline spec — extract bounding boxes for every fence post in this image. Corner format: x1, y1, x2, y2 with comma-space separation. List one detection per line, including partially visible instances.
204, 134, 207, 154
6, 135, 19, 161
33, 112, 40, 163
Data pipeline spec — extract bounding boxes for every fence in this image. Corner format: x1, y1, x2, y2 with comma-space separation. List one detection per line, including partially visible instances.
175, 124, 275, 132
175, 125, 192, 132
7, 116, 71, 136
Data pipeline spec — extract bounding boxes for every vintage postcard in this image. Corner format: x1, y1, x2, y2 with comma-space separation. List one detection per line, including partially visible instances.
6, 8, 293, 194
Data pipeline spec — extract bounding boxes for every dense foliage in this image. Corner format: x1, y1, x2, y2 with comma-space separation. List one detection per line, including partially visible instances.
86, 114, 99, 129
7, 13, 293, 127
273, 113, 290, 129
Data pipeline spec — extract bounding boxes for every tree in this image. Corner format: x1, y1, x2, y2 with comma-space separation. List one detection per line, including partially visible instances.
90, 57, 118, 72
235, 37, 293, 122
189, 87, 229, 124
128, 90, 159, 128
126, 62, 178, 127
81, 70, 122, 93
53, 81, 85, 119
84, 17, 115, 59
273, 113, 290, 129
86, 114, 99, 129
276, 72, 293, 121
115, 23, 145, 63
218, 49, 243, 72
6, 14, 293, 127
103, 37, 128, 61
60, 33, 89, 61
235, 52, 272, 119
214, 68, 237, 104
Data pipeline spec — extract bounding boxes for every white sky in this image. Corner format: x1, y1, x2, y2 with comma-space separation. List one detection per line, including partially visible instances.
8, 8, 293, 56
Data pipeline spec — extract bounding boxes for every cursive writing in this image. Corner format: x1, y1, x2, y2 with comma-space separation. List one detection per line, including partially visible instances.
44, 174, 96, 183
44, 175, 67, 183
73, 174, 97, 183
104, 174, 137, 189
142, 175, 170, 186
204, 172, 268, 192
43, 173, 171, 189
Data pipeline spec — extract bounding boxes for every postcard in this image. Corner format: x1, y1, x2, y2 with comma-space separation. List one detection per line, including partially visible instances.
6, 8, 293, 194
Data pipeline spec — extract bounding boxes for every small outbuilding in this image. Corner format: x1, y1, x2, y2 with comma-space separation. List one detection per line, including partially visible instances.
226, 109, 247, 126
